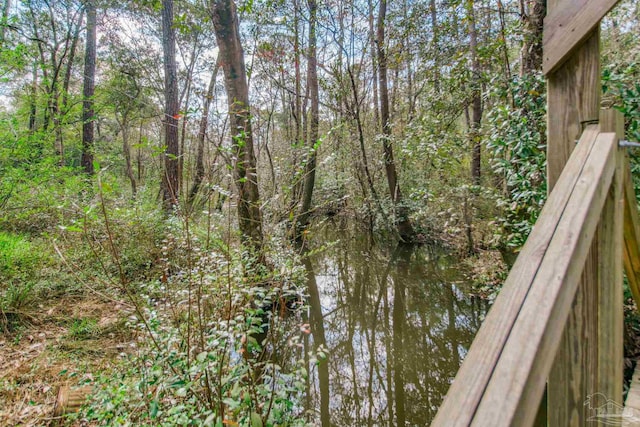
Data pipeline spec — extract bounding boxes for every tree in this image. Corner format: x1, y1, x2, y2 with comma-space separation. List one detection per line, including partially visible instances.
210, 0, 263, 252
466, 0, 482, 185
81, 0, 96, 175
296, 0, 319, 230
161, 0, 180, 209
376, 0, 414, 241
519, 0, 545, 76
189, 57, 221, 204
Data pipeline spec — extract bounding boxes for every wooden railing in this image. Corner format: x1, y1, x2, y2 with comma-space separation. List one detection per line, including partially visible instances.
431, 114, 640, 426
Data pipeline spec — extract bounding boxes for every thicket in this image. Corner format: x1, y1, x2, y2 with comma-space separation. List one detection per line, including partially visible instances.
0, 0, 639, 425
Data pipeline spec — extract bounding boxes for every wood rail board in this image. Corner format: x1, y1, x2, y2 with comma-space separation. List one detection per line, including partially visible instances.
543, 0, 619, 75
430, 126, 600, 426
596, 111, 625, 421
623, 158, 640, 309
471, 132, 619, 426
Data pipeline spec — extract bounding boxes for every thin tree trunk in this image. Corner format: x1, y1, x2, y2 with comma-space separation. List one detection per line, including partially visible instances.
81, 0, 96, 175
368, 0, 380, 129
138, 119, 144, 182
289, 0, 304, 209
211, 0, 263, 252
29, 62, 37, 134
430, 0, 440, 93
62, 8, 84, 113
189, 57, 221, 204
119, 118, 137, 196
297, 0, 319, 230
179, 41, 200, 195
467, 0, 482, 185
161, 0, 180, 209
376, 0, 414, 241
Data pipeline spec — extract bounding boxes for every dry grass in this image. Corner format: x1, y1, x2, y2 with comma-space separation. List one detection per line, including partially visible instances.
0, 296, 134, 426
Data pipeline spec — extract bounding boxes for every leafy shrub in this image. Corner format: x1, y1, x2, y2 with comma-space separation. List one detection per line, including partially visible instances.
486, 73, 547, 249
70, 201, 313, 426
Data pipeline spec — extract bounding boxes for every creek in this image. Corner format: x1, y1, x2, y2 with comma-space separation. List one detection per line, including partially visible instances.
299, 219, 489, 426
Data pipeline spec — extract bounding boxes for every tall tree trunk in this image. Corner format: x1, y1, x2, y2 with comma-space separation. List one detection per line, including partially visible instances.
519, 0, 545, 76
161, 0, 180, 209
288, 0, 304, 211
430, 0, 440, 93
178, 40, 200, 195
467, 0, 482, 185
297, 0, 319, 230
376, 0, 414, 241
189, 58, 221, 204
62, 8, 84, 113
368, 0, 380, 129
81, 0, 96, 175
119, 118, 137, 196
211, 0, 263, 252
29, 62, 37, 134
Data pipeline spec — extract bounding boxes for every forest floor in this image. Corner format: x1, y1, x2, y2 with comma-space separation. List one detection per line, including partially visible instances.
0, 296, 133, 426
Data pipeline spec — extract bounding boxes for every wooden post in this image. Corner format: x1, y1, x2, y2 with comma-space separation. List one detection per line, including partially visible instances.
545, 0, 601, 425
595, 109, 624, 415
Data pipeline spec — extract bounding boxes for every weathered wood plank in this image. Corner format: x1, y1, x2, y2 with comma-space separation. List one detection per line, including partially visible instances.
546, 12, 601, 425
543, 0, 619, 74
596, 109, 626, 420
431, 126, 600, 427
470, 132, 619, 427
546, 31, 600, 191
595, 110, 625, 424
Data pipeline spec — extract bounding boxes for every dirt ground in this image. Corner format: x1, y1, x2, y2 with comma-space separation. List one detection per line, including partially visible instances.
0, 297, 133, 426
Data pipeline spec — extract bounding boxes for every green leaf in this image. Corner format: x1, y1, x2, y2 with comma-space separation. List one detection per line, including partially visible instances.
250, 412, 263, 427
149, 399, 159, 418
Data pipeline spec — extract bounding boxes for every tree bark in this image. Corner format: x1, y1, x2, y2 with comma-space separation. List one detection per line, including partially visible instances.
121, 120, 137, 196
297, 0, 319, 230
189, 57, 221, 204
81, 0, 96, 175
467, 0, 482, 185
376, 0, 414, 241
211, 0, 263, 252
430, 0, 440, 93
161, 0, 180, 209
519, 0, 545, 77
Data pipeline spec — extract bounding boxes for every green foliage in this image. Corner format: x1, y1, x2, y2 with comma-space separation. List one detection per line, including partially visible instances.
66, 197, 313, 426
0, 233, 44, 314
486, 73, 547, 249
603, 63, 640, 142
0, 232, 40, 281
68, 317, 100, 340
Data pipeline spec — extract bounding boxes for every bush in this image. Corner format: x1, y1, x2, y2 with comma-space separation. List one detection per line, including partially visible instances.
68, 201, 314, 426
486, 73, 547, 249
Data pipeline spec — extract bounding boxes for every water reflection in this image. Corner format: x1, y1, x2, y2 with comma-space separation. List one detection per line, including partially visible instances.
302, 221, 488, 426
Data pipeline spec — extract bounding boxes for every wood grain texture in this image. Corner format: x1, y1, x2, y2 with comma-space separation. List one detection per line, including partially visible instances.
546, 30, 600, 192
543, 0, 619, 74
430, 126, 600, 427
595, 110, 624, 422
471, 132, 618, 427
546, 17, 601, 426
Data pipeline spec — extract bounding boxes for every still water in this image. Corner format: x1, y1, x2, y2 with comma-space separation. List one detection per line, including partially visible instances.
300, 221, 489, 426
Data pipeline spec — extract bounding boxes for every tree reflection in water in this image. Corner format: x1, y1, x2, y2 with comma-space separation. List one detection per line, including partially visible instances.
301, 221, 488, 426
